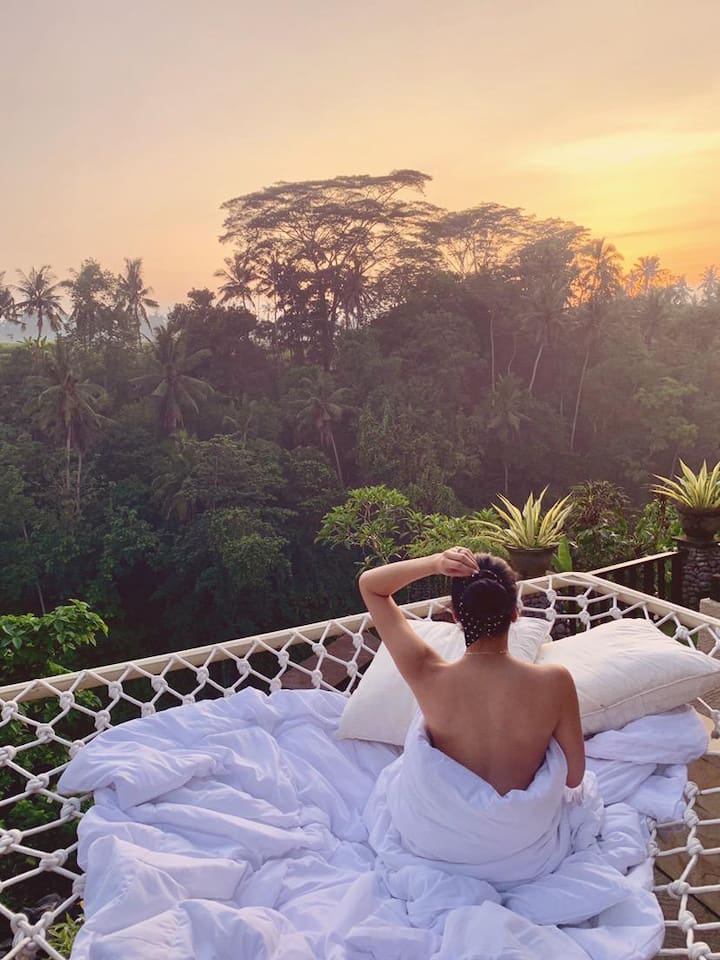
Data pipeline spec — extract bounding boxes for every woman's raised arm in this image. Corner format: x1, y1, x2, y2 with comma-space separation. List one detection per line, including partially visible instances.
358, 548, 479, 688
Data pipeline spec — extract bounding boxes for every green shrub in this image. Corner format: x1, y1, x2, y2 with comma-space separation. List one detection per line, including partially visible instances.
1, 600, 108, 686
47, 913, 84, 953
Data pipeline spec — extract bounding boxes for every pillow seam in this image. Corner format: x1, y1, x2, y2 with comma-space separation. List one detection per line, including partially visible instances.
583, 672, 720, 718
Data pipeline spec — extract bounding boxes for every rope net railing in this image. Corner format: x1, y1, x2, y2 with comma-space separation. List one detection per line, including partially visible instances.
1, 573, 719, 958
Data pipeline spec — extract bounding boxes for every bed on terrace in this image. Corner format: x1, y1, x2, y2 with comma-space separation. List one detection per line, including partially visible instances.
1, 573, 719, 960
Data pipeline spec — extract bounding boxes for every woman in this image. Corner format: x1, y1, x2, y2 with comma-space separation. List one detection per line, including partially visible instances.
359, 546, 585, 795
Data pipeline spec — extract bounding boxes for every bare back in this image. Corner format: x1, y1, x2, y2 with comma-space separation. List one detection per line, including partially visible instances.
415, 655, 582, 796
357, 549, 585, 796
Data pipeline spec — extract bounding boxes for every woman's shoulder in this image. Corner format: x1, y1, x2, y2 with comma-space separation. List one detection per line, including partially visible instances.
531, 660, 575, 683
510, 659, 576, 697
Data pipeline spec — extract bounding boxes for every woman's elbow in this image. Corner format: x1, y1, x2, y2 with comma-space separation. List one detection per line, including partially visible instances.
358, 570, 371, 599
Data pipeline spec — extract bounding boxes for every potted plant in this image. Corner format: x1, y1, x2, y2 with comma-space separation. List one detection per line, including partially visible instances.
650, 460, 720, 542
478, 489, 573, 579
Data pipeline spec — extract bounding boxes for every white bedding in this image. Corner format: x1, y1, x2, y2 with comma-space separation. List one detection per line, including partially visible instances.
57, 689, 709, 960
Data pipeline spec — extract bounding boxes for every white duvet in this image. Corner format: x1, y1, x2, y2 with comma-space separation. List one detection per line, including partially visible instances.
57, 689, 709, 960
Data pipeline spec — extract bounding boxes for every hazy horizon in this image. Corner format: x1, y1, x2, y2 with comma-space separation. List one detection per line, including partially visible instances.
3, 0, 720, 306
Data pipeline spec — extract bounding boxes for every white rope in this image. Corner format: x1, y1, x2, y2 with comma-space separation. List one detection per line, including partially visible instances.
1, 576, 719, 958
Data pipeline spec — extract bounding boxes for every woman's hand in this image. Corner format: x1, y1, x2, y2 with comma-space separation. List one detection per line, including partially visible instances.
359, 548, 478, 602
436, 546, 480, 578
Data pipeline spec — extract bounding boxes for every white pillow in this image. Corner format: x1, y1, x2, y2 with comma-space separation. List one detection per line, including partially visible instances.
337, 616, 551, 745
537, 618, 720, 735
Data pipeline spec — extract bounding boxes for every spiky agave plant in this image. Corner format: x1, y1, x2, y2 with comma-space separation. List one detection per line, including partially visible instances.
650, 460, 720, 510
478, 488, 574, 549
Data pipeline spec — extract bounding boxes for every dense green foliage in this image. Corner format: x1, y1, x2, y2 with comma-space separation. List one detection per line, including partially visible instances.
1, 173, 719, 677
1, 600, 107, 686
0, 605, 106, 916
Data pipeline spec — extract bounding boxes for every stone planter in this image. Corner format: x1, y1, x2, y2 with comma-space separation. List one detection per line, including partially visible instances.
673, 537, 720, 610
506, 545, 558, 580
676, 506, 720, 543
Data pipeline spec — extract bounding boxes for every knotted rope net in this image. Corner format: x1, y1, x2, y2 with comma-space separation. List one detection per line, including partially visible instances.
1, 573, 719, 958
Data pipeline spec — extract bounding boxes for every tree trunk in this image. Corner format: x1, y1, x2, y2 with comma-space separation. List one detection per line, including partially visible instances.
22, 520, 46, 615
506, 332, 518, 375
570, 343, 591, 451
165, 385, 182, 435
65, 425, 73, 494
328, 428, 344, 486
503, 459, 509, 495
76, 446, 83, 513
489, 308, 496, 392
321, 313, 334, 372
528, 339, 545, 395
321, 294, 338, 373
37, 306, 43, 343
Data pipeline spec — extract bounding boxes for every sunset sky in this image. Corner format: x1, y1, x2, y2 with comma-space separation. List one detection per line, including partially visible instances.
3, 0, 720, 307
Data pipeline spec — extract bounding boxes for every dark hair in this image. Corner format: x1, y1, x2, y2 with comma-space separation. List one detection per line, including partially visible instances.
450, 553, 518, 645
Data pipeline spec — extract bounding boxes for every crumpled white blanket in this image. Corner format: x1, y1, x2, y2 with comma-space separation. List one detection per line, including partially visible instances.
372, 717, 602, 885
57, 689, 709, 960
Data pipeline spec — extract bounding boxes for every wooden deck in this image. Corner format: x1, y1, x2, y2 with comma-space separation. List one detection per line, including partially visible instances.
654, 737, 720, 955
653, 696, 720, 957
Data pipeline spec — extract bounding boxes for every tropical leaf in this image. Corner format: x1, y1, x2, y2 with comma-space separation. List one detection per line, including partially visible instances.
650, 460, 720, 509
476, 489, 573, 548
552, 536, 573, 572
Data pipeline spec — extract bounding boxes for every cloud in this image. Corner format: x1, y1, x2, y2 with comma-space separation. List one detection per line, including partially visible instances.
520, 128, 720, 173
611, 218, 720, 240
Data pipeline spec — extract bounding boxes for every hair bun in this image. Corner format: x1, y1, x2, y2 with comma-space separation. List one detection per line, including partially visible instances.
457, 576, 506, 614
449, 552, 518, 645
465, 572, 504, 596
473, 569, 501, 583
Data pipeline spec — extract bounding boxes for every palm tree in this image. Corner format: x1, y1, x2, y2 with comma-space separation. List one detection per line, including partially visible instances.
295, 372, 351, 484
624, 255, 676, 344
0, 272, 17, 328
14, 265, 66, 342
575, 239, 624, 306
570, 239, 624, 450
132, 327, 213, 434
466, 270, 512, 392
669, 275, 693, 306
625, 255, 672, 298
636, 255, 661, 296
525, 274, 572, 395
214, 252, 256, 309
116, 258, 159, 342
485, 374, 529, 494
34, 341, 109, 508
517, 237, 577, 395
221, 394, 258, 442
700, 265, 719, 304
642, 286, 675, 345
152, 433, 201, 522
